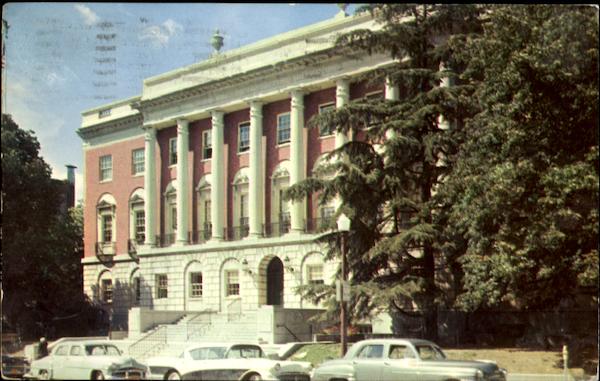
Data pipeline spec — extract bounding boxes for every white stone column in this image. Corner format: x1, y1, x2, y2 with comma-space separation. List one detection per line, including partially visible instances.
290, 89, 305, 233
143, 126, 157, 246
176, 118, 189, 244
248, 101, 264, 238
211, 110, 225, 240
335, 77, 350, 149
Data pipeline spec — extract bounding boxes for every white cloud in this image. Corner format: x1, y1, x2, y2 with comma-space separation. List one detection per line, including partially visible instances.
139, 18, 183, 48
74, 4, 100, 26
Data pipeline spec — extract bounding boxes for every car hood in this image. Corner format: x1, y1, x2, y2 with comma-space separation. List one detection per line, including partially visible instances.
89, 356, 147, 370
177, 358, 311, 373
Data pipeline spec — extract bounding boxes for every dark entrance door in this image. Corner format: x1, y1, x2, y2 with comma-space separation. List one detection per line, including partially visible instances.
266, 257, 284, 306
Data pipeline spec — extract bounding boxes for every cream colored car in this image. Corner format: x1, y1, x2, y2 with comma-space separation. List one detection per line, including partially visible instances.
146, 343, 312, 381
24, 340, 147, 380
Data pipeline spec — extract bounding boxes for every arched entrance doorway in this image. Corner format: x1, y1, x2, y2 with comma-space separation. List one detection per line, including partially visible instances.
266, 257, 284, 306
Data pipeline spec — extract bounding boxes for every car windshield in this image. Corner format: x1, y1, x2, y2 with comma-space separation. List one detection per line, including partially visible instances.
189, 347, 228, 360
415, 345, 446, 360
226, 345, 265, 359
85, 344, 121, 356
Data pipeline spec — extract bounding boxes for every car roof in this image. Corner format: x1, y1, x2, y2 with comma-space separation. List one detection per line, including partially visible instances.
55, 340, 118, 346
351, 338, 438, 346
184, 342, 262, 351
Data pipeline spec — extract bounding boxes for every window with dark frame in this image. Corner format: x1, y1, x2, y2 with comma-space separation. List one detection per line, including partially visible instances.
132, 148, 145, 175
102, 214, 113, 242
239, 122, 250, 152
190, 272, 203, 298
169, 138, 177, 165
135, 210, 145, 242
156, 274, 168, 299
277, 113, 291, 144
307, 264, 324, 285
101, 279, 113, 303
202, 130, 212, 160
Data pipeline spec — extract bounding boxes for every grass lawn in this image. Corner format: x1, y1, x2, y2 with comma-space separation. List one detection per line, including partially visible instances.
288, 343, 595, 378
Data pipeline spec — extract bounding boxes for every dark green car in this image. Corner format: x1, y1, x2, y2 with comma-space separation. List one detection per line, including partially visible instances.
312, 339, 507, 381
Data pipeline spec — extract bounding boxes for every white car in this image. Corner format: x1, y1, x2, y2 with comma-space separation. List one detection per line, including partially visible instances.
24, 339, 148, 380
146, 342, 312, 381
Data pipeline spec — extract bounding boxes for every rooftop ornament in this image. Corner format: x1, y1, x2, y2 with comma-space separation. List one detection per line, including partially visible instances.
211, 29, 224, 54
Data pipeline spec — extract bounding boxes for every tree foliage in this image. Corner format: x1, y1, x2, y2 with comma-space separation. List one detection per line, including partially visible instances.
287, 4, 485, 340
2, 114, 94, 339
288, 4, 597, 339
440, 5, 599, 310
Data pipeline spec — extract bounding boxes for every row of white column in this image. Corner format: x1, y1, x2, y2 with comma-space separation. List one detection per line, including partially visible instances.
143, 77, 401, 246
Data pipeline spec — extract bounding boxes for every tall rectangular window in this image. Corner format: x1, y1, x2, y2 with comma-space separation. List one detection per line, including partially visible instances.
190, 272, 203, 298
102, 215, 113, 242
171, 205, 177, 231
238, 122, 250, 152
318, 103, 336, 136
169, 138, 177, 165
204, 200, 211, 229
226, 270, 240, 296
101, 279, 113, 303
156, 274, 168, 299
240, 194, 248, 227
277, 113, 291, 144
133, 277, 141, 305
132, 148, 145, 175
202, 130, 212, 160
135, 210, 145, 242
99, 155, 112, 181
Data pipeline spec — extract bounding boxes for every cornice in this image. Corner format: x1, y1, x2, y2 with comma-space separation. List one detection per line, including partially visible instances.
77, 114, 143, 141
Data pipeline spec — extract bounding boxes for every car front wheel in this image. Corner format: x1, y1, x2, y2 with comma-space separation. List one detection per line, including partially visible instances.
166, 370, 181, 380
92, 370, 105, 380
39, 370, 50, 380
243, 373, 262, 381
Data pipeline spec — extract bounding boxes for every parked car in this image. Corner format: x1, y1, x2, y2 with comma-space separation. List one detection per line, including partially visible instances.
311, 338, 508, 381
146, 342, 312, 381
24, 339, 148, 380
2, 354, 30, 380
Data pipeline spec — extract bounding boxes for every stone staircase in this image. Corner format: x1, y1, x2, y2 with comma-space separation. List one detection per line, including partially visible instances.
124, 311, 260, 360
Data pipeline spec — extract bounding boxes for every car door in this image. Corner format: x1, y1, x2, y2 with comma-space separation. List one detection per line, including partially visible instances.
64, 344, 85, 379
351, 344, 385, 381
50, 345, 69, 380
381, 344, 419, 381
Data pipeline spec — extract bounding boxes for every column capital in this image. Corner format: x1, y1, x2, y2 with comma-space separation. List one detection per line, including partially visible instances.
176, 118, 189, 134
335, 76, 351, 86
291, 90, 305, 110
249, 101, 263, 118
143, 126, 157, 138
244, 98, 263, 107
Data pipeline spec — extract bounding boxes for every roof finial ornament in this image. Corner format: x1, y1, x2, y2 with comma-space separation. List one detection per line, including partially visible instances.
336, 4, 348, 18
211, 29, 224, 54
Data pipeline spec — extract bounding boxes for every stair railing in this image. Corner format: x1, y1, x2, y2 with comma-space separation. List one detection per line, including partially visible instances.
227, 299, 242, 322
186, 311, 214, 340
128, 325, 168, 360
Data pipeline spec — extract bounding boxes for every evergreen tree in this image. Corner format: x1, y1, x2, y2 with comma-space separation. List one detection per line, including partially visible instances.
440, 5, 598, 311
286, 4, 484, 340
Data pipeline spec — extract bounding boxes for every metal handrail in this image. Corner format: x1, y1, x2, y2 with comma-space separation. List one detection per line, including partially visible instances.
185, 311, 214, 340
305, 217, 335, 233
128, 325, 168, 359
227, 299, 242, 322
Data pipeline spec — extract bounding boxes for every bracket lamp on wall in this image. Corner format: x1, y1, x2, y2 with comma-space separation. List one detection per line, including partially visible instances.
284, 256, 295, 273
241, 259, 252, 275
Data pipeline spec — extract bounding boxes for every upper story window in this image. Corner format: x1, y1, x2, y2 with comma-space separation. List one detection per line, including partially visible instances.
99, 155, 112, 182
134, 210, 145, 243
202, 130, 212, 160
169, 138, 177, 165
318, 102, 336, 137
132, 148, 145, 175
277, 113, 291, 144
238, 122, 250, 153
101, 214, 113, 242
98, 109, 111, 118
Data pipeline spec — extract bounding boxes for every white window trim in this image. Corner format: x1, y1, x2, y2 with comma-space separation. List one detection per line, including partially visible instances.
190, 272, 203, 299
129, 195, 145, 242
156, 274, 168, 299
238, 121, 250, 154
169, 137, 177, 167
99, 155, 113, 182
132, 148, 145, 176
202, 130, 212, 161
276, 112, 291, 146
318, 102, 336, 138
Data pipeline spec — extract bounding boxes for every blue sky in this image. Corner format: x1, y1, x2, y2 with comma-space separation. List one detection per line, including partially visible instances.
2, 3, 358, 202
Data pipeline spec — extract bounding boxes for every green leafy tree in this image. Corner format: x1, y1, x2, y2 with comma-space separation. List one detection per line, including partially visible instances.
287, 4, 484, 340
2, 114, 91, 338
440, 5, 598, 311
